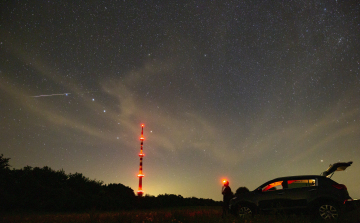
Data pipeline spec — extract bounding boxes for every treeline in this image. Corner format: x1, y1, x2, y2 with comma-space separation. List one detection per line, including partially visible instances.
0, 154, 135, 212
0, 155, 220, 212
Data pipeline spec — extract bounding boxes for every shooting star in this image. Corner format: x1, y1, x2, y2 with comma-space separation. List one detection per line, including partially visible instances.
30, 93, 71, 98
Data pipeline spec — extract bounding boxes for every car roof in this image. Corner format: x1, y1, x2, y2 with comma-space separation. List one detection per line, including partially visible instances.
270, 175, 324, 181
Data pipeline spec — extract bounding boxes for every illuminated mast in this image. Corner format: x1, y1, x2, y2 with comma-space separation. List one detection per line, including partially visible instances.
137, 124, 145, 197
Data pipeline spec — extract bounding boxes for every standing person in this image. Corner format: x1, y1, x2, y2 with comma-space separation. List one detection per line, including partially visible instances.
222, 180, 233, 218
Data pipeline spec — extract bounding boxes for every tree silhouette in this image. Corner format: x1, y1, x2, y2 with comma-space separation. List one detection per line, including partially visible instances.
0, 154, 11, 170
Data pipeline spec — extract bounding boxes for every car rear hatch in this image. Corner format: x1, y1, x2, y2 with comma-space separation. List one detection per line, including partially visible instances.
320, 161, 352, 178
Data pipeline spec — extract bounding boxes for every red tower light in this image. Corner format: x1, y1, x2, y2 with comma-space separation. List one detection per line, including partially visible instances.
137, 124, 145, 197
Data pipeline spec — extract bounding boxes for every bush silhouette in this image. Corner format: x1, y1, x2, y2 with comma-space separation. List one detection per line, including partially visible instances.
235, 186, 250, 195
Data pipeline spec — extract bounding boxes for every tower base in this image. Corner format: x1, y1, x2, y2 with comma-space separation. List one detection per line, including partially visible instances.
137, 191, 143, 197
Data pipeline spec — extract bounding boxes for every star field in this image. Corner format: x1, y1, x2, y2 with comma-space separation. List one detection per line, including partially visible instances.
1, 1, 359, 200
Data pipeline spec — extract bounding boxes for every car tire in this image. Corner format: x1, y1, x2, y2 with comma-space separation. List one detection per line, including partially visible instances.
238, 205, 254, 218
317, 202, 340, 220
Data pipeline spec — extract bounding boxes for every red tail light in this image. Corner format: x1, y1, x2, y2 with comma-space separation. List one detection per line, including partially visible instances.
332, 184, 347, 190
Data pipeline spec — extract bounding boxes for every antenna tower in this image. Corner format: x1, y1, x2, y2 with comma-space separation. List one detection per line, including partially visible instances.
137, 124, 145, 197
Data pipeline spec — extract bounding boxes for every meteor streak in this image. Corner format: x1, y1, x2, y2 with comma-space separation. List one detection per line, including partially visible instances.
30, 93, 71, 97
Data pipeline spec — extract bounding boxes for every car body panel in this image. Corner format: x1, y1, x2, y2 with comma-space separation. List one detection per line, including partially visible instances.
258, 189, 287, 210
284, 178, 318, 208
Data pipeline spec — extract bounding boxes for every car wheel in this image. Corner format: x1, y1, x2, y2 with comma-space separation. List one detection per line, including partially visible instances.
238, 205, 253, 218
318, 203, 339, 220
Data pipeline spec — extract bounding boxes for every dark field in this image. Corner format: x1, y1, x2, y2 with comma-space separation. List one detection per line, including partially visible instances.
2, 207, 360, 223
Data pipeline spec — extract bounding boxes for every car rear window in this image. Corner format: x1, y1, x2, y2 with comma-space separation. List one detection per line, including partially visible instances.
287, 179, 316, 189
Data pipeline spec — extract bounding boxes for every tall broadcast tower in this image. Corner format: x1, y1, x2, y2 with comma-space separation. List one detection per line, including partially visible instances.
137, 124, 145, 197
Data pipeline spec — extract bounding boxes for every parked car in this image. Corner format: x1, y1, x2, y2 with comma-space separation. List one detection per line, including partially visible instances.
229, 161, 354, 220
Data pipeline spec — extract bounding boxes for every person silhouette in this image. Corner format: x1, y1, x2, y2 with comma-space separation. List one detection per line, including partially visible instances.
222, 180, 233, 217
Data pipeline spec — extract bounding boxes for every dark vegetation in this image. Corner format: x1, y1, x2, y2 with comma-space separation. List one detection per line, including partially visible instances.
235, 186, 250, 195
139, 194, 220, 209
0, 154, 220, 213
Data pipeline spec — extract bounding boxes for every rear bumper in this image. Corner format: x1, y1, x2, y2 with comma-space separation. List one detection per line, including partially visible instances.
344, 199, 360, 211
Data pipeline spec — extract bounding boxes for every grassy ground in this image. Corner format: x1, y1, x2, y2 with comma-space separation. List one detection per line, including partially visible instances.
1, 206, 360, 223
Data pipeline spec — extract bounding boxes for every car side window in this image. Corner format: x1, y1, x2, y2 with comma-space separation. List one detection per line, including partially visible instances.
287, 179, 316, 189
262, 181, 284, 192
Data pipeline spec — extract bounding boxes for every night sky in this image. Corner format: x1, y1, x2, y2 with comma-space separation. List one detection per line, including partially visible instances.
1, 1, 359, 201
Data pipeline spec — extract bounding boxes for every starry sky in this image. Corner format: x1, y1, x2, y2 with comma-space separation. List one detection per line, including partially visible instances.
1, 1, 359, 201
